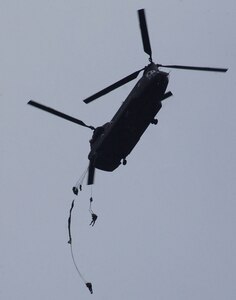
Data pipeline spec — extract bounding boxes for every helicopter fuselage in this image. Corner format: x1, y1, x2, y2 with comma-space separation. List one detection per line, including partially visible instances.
28, 8, 227, 186
88, 64, 169, 172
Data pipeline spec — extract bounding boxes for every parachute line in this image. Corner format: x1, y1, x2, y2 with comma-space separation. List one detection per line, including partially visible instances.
72, 167, 88, 195
69, 242, 87, 284
67, 196, 93, 294
75, 167, 88, 188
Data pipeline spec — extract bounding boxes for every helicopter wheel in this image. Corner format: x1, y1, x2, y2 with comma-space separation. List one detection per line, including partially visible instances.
151, 118, 158, 125
122, 158, 127, 165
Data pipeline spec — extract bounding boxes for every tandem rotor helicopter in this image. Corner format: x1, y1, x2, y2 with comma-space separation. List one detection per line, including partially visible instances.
28, 9, 228, 185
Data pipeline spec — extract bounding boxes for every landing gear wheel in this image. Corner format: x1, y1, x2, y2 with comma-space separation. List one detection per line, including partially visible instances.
122, 158, 127, 165
151, 119, 158, 125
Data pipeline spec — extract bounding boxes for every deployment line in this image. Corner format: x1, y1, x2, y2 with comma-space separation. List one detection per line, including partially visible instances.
67, 197, 93, 294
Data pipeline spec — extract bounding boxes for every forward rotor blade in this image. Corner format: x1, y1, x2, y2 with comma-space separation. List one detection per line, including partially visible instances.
138, 9, 152, 61
28, 100, 95, 130
87, 162, 95, 185
159, 64, 228, 73
83, 68, 144, 104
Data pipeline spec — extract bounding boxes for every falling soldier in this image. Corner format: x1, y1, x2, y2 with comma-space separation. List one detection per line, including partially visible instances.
89, 197, 98, 226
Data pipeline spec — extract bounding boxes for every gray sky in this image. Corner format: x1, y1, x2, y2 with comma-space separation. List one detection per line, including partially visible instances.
1, 1, 236, 299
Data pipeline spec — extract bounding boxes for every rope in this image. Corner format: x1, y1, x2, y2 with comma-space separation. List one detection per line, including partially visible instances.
67, 195, 93, 294
72, 167, 88, 195
69, 242, 87, 284
89, 185, 94, 213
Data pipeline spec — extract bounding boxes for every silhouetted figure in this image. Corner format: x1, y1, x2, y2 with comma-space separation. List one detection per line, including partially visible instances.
86, 282, 93, 294
89, 196, 98, 226
89, 213, 98, 226
72, 186, 78, 195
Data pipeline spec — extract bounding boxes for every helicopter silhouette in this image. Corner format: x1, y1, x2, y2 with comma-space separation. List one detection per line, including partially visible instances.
28, 9, 228, 185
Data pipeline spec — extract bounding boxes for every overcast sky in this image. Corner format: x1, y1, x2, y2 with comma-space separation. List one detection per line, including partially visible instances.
1, 1, 236, 299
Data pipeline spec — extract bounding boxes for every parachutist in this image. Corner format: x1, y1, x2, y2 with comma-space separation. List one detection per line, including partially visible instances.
89, 197, 97, 226
72, 186, 78, 195
86, 282, 93, 294
90, 213, 98, 226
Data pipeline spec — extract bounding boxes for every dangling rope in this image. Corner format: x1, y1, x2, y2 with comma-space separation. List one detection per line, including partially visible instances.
67, 197, 93, 294
69, 241, 86, 283
72, 167, 88, 195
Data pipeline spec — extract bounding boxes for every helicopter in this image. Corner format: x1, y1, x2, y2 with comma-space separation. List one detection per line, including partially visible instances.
28, 9, 228, 185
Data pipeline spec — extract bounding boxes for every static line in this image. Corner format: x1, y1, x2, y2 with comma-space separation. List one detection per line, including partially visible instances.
69, 242, 87, 284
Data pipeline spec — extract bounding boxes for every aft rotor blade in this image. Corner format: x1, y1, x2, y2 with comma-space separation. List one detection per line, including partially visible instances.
28, 100, 95, 130
159, 64, 228, 73
138, 9, 152, 61
83, 68, 144, 104
87, 162, 95, 185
